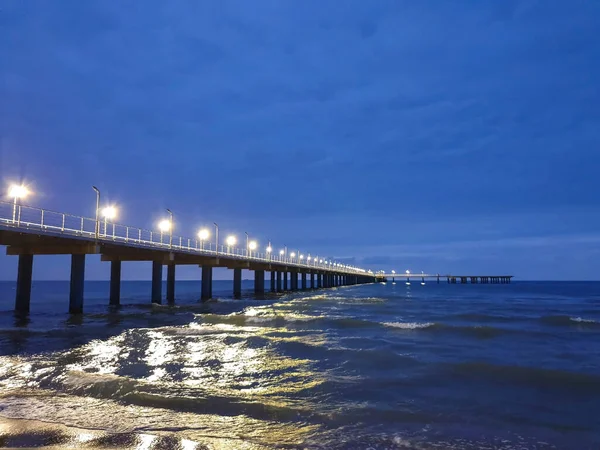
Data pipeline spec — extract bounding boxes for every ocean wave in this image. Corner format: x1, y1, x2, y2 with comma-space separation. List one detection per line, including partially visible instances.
383, 322, 434, 330
540, 315, 600, 329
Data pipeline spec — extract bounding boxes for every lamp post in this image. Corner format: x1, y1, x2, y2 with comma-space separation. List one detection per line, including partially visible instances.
166, 209, 173, 249
198, 228, 209, 250
226, 235, 236, 254
266, 240, 272, 261
9, 185, 29, 225
245, 232, 249, 257
213, 223, 219, 256
92, 186, 100, 239
249, 240, 257, 258
102, 206, 117, 238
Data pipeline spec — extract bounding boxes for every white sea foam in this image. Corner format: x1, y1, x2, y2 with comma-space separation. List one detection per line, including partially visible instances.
383, 322, 434, 330
570, 316, 598, 324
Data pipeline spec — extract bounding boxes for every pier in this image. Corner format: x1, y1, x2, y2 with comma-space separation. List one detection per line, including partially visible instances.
0, 200, 375, 313
377, 273, 513, 284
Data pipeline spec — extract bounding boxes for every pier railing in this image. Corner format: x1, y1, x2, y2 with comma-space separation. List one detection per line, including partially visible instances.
0, 201, 365, 274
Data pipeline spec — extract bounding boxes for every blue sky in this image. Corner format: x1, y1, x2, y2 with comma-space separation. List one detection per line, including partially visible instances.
1, 0, 599, 280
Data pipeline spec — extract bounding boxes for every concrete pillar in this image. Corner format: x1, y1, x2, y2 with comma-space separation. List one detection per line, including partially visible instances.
290, 272, 298, 291
301, 273, 307, 289
201, 266, 212, 300
15, 254, 34, 313
276, 271, 282, 292
317, 273, 322, 288
109, 260, 121, 306
233, 268, 242, 298
167, 264, 176, 304
283, 272, 288, 291
270, 271, 276, 292
254, 270, 265, 294
151, 261, 162, 304
69, 254, 85, 314
310, 273, 315, 288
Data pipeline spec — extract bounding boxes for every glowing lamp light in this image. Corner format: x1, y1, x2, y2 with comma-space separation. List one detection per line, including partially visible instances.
102, 206, 117, 220
226, 235, 237, 246
391, 270, 396, 274
249, 241, 257, 250
307, 256, 312, 261
158, 219, 171, 232
290, 252, 296, 258
9, 184, 28, 199
266, 246, 272, 253
406, 269, 410, 274
319, 260, 323, 263
198, 228, 209, 240
300, 254, 304, 259
279, 249, 285, 255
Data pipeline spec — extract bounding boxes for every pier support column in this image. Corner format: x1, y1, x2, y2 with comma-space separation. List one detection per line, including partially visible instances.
310, 273, 315, 288
15, 254, 34, 313
301, 273, 307, 289
167, 264, 176, 304
283, 272, 288, 291
109, 260, 121, 306
290, 272, 298, 291
201, 266, 213, 300
317, 273, 322, 288
270, 271, 276, 292
69, 254, 86, 314
276, 271, 282, 292
254, 270, 265, 294
233, 268, 242, 298
151, 261, 162, 304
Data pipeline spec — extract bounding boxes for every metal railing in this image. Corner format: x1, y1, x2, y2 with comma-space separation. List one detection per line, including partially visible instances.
0, 201, 368, 275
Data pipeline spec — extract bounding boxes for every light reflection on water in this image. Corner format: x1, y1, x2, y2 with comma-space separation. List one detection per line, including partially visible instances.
1, 284, 600, 449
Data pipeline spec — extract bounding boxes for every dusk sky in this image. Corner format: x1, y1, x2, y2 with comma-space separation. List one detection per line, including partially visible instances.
1, 0, 599, 280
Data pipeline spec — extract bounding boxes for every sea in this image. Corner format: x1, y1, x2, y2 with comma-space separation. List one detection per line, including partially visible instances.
0, 280, 598, 449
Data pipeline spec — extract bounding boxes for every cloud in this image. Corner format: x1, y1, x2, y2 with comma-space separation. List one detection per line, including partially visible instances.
1, 0, 600, 279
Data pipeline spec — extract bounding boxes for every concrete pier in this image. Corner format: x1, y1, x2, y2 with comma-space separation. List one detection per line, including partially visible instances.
201, 266, 212, 300
283, 272, 288, 291
301, 273, 307, 289
15, 254, 34, 313
276, 271, 282, 292
109, 260, 121, 306
254, 270, 265, 294
233, 268, 242, 297
167, 264, 176, 304
151, 261, 162, 304
317, 273, 322, 288
69, 254, 85, 314
310, 273, 315, 289
270, 271, 276, 292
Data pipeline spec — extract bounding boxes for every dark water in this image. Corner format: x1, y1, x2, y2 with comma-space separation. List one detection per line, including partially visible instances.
0, 281, 599, 449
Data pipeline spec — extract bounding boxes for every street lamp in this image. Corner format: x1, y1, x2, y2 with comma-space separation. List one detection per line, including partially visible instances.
245, 232, 249, 257
92, 186, 100, 238
158, 219, 171, 244
9, 184, 29, 224
166, 209, 173, 248
102, 205, 117, 237
226, 235, 236, 253
213, 223, 219, 256
198, 228, 209, 250
249, 240, 257, 258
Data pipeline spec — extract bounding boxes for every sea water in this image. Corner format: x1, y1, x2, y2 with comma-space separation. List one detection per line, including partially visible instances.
0, 281, 599, 449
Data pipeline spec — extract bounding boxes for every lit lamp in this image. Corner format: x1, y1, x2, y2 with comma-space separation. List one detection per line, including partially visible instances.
101, 206, 117, 237
8, 184, 28, 223
249, 240, 257, 257
198, 228, 209, 250
158, 219, 171, 245
226, 235, 236, 253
